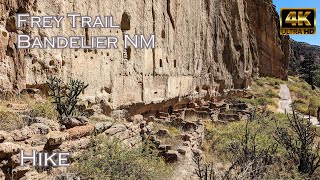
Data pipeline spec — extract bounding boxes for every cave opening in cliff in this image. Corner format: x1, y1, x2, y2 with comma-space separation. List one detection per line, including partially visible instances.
2, 31, 7, 37
85, 26, 89, 45
121, 12, 131, 31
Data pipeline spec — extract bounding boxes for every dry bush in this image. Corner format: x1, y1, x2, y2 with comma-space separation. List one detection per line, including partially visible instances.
0, 110, 24, 131
274, 109, 320, 176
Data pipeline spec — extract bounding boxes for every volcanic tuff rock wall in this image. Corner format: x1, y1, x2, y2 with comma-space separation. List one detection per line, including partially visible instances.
0, 0, 289, 109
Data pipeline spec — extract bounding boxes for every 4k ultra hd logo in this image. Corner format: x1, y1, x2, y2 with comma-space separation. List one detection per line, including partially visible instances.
280, 8, 316, 35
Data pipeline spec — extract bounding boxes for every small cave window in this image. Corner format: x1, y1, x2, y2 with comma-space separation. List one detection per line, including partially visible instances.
126, 46, 131, 60
161, 30, 165, 39
84, 26, 89, 45
173, 60, 177, 68
49, 60, 54, 66
160, 59, 163, 67
121, 12, 131, 31
168, 106, 173, 115
2, 31, 8, 38
62, 60, 66, 66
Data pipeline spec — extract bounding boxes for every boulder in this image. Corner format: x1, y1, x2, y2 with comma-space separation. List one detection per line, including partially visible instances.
46, 131, 69, 146
66, 124, 94, 140
94, 122, 113, 133
183, 121, 197, 131
105, 124, 126, 136
181, 134, 194, 141
29, 123, 50, 135
33, 117, 60, 131
156, 129, 170, 137
26, 135, 48, 146
164, 150, 178, 163
183, 141, 191, 147
158, 144, 172, 151
0, 142, 21, 159
177, 147, 187, 155
0, 131, 8, 143
130, 114, 143, 122
11, 127, 32, 141
59, 137, 91, 152
61, 116, 88, 129
12, 166, 31, 179
84, 108, 95, 116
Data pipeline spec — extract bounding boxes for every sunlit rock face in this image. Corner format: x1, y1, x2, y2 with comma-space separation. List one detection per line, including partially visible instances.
0, 0, 289, 108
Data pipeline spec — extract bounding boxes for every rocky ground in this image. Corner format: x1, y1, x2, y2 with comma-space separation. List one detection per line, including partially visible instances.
0, 90, 251, 179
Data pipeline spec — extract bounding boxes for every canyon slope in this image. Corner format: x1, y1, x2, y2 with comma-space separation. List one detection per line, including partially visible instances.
290, 39, 320, 75
0, 0, 289, 110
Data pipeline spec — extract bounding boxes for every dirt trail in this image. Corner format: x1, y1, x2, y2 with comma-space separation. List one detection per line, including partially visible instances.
278, 84, 293, 114
278, 84, 319, 126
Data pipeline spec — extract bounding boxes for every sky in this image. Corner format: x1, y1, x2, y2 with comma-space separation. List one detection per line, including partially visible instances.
273, 0, 319, 46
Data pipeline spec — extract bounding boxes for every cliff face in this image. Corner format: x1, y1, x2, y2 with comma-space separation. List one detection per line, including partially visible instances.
0, 0, 289, 109
290, 40, 320, 75
246, 0, 290, 79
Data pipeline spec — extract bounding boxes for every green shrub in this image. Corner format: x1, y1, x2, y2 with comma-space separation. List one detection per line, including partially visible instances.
0, 110, 24, 131
76, 136, 172, 179
239, 97, 277, 108
29, 101, 58, 120
265, 89, 279, 98
47, 76, 88, 120
288, 76, 320, 116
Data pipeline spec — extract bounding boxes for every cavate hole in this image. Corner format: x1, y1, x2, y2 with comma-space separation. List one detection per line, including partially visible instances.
174, 60, 177, 68
2, 31, 8, 37
32, 59, 36, 64
161, 30, 165, 39
120, 12, 131, 31
49, 60, 54, 66
62, 60, 66, 66
127, 46, 131, 60
160, 59, 163, 67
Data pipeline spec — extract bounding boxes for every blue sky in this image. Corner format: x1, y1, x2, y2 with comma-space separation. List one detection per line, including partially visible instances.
273, 0, 319, 46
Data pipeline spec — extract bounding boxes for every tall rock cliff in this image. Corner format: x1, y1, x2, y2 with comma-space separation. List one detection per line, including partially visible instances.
0, 0, 289, 109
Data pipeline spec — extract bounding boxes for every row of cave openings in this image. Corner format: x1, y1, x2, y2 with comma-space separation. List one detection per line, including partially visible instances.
73, 12, 133, 61
33, 12, 167, 68
159, 59, 177, 68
